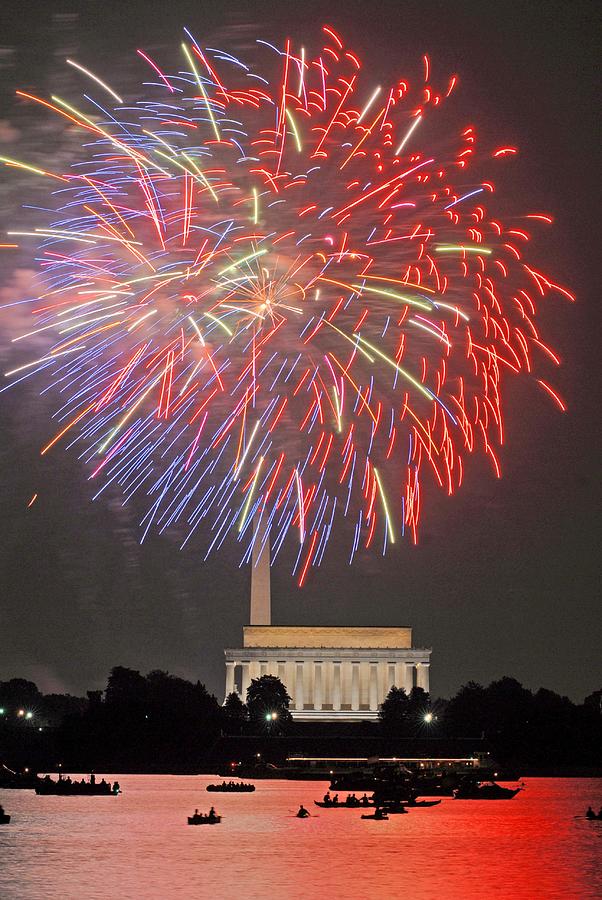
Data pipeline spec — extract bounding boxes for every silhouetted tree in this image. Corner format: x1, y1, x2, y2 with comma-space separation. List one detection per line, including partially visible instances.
0, 679, 41, 711
222, 692, 248, 734
406, 686, 430, 716
378, 686, 410, 734
445, 680, 488, 737
584, 690, 602, 716
379, 686, 431, 735
246, 675, 292, 732
105, 667, 147, 707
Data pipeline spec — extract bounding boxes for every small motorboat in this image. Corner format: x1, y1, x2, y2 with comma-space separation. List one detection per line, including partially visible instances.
453, 779, 521, 800
0, 814, 11, 824
188, 814, 221, 825
206, 782, 255, 793
406, 799, 441, 808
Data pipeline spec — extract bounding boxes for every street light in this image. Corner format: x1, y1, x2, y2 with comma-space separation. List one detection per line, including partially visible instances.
424, 712, 434, 724
265, 712, 278, 721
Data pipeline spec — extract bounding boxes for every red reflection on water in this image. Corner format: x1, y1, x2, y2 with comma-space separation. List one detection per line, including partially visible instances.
0, 777, 600, 899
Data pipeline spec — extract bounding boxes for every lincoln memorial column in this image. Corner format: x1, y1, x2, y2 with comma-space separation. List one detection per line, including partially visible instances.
351, 661, 360, 711
241, 662, 251, 700
277, 661, 286, 686
404, 662, 415, 695
378, 661, 388, 703
416, 663, 430, 693
289, 662, 297, 710
225, 661, 236, 698
295, 662, 305, 711
314, 661, 323, 711
333, 662, 342, 711
369, 663, 378, 711
395, 662, 404, 691
387, 662, 397, 691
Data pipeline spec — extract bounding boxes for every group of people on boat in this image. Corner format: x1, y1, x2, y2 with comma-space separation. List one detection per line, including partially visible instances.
190, 806, 219, 823
585, 806, 602, 820
38, 774, 120, 795
322, 791, 371, 807
208, 780, 253, 792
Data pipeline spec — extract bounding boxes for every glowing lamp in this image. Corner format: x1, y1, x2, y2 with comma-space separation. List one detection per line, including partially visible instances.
424, 712, 433, 723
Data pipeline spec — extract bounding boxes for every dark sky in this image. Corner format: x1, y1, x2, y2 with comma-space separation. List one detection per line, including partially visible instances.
0, 1, 600, 702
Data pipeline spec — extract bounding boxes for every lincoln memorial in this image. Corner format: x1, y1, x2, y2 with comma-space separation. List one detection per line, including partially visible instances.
224, 520, 431, 721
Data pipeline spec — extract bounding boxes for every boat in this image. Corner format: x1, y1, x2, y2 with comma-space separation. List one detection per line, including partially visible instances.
314, 800, 371, 809
405, 799, 441, 808
453, 779, 521, 800
361, 812, 389, 820
206, 782, 255, 793
0, 814, 11, 824
382, 805, 408, 815
584, 809, 602, 821
188, 814, 221, 825
35, 776, 120, 796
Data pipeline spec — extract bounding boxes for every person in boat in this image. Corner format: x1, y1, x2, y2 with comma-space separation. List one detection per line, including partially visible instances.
112, 781, 120, 794
323, 792, 332, 806
345, 794, 352, 806
332, 794, 339, 805
208, 806, 217, 822
585, 806, 596, 820
0, 804, 4, 816
373, 807, 387, 820
297, 804, 310, 818
360, 794, 370, 807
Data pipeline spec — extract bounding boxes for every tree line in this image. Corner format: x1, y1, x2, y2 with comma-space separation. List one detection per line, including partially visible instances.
1, 669, 600, 772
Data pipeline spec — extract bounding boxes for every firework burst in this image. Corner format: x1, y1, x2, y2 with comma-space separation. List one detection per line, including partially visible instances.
1, 26, 572, 585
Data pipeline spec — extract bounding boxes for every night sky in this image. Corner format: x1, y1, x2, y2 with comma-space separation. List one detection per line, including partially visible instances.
0, 1, 599, 702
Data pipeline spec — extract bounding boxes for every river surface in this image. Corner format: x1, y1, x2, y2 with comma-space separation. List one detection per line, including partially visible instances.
0, 776, 600, 899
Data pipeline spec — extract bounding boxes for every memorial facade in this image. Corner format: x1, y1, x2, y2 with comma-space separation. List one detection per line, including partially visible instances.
224, 523, 431, 721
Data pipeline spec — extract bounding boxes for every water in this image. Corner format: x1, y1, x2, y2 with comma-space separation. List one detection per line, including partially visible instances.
0, 777, 600, 899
